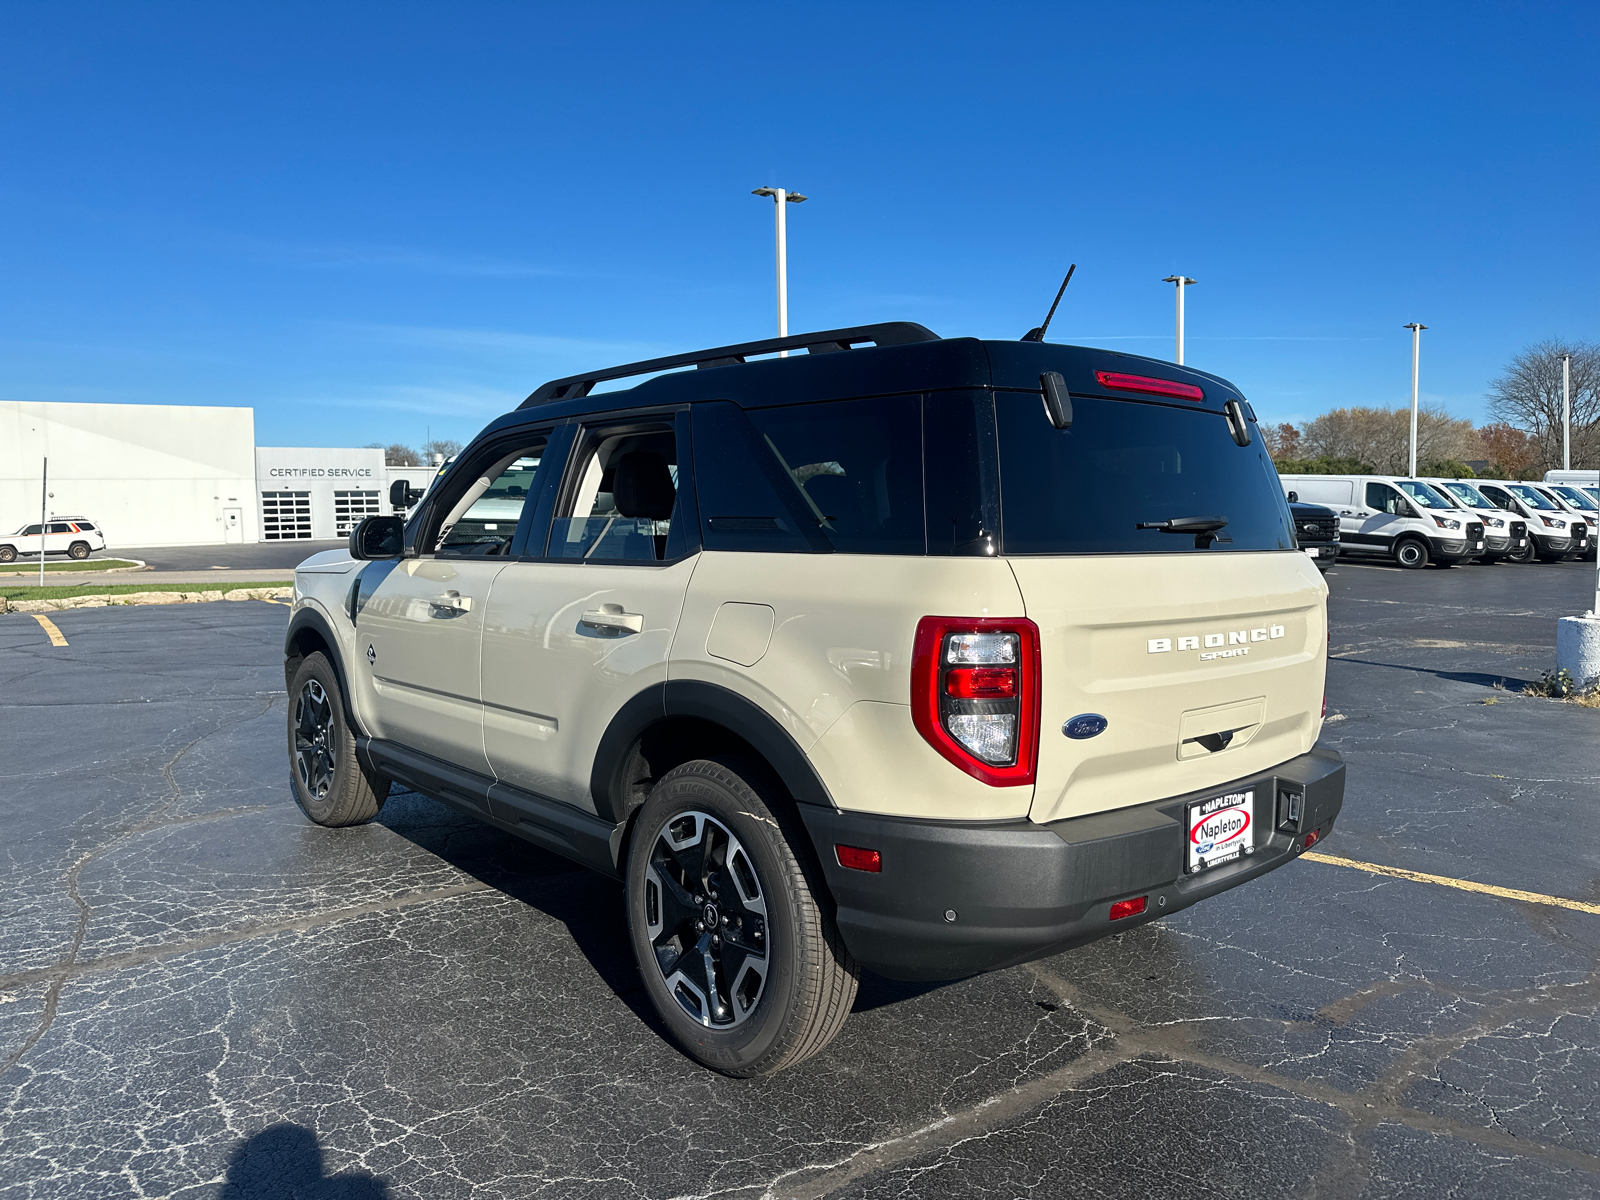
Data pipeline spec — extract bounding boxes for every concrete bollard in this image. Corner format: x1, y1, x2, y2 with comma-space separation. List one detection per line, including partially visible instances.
1557, 613, 1600, 692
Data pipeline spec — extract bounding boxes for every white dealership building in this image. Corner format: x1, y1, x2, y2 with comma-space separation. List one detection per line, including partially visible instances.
1, 400, 437, 548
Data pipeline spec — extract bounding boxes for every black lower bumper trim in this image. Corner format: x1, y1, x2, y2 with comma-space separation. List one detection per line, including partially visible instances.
798, 745, 1345, 981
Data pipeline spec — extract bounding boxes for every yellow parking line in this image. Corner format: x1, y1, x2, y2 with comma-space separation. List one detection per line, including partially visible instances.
31, 614, 68, 646
1303, 852, 1600, 916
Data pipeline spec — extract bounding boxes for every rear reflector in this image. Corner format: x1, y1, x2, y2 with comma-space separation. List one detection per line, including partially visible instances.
1108, 895, 1147, 921
1302, 829, 1320, 850
1095, 370, 1205, 401
835, 844, 882, 873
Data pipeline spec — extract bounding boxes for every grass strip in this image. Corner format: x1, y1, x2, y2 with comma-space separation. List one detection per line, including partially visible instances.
2, 581, 292, 602
0, 558, 142, 575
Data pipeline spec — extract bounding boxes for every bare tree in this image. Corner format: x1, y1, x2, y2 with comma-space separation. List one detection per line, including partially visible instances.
1299, 405, 1476, 475
421, 438, 463, 463
1486, 340, 1600, 473
385, 443, 422, 466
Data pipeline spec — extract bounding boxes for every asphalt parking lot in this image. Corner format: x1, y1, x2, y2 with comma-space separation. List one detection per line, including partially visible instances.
3, 557, 1598, 1199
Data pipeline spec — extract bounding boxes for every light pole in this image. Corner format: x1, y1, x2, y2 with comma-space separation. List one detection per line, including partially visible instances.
1403, 323, 1427, 477
1162, 276, 1196, 364
752, 186, 807, 355
1563, 354, 1571, 471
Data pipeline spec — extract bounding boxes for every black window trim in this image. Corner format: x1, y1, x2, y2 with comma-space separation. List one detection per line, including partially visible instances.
407, 423, 563, 560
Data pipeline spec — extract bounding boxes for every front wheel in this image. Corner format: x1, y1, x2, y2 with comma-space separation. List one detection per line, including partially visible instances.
1394, 538, 1430, 569
1507, 539, 1535, 564
286, 652, 389, 826
626, 758, 859, 1077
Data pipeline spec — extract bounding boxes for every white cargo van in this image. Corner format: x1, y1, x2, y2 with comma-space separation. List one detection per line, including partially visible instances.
1423, 478, 1531, 564
1277, 475, 1483, 569
1544, 469, 1600, 504
1530, 482, 1597, 560
1475, 482, 1590, 563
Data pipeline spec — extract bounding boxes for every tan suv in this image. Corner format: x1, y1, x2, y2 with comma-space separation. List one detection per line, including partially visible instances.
283, 323, 1344, 1076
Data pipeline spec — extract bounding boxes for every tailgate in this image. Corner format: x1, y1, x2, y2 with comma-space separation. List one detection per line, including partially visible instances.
1011, 552, 1327, 824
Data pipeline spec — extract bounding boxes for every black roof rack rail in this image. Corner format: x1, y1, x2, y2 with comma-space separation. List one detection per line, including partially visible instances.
518, 321, 941, 408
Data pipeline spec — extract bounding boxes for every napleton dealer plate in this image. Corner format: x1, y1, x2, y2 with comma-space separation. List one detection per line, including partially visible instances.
1186, 789, 1254, 874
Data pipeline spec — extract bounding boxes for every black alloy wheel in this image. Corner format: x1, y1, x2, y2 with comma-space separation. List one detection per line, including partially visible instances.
625, 758, 859, 1076
293, 678, 338, 804
644, 811, 769, 1029
285, 651, 388, 827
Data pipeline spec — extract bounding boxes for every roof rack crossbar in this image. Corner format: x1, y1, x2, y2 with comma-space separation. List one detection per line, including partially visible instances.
518, 322, 940, 407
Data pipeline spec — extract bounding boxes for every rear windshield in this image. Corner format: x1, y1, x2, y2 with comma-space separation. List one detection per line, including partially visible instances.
995, 392, 1292, 554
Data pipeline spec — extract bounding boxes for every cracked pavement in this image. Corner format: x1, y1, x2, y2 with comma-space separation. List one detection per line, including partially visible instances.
2, 558, 1598, 1198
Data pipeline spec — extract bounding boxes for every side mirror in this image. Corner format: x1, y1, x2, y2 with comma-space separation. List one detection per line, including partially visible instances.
390, 478, 422, 508
350, 515, 404, 560
1286, 491, 1299, 503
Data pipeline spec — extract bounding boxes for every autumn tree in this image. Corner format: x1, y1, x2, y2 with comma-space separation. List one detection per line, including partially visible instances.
1261, 423, 1302, 461
1476, 423, 1537, 479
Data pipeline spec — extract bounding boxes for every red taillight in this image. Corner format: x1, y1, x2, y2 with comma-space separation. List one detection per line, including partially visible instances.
1109, 895, 1148, 921
945, 666, 1017, 699
835, 844, 882, 873
1302, 829, 1320, 850
1094, 370, 1205, 401
911, 616, 1040, 787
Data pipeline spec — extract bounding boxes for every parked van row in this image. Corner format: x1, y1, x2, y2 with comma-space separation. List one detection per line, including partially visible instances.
1278, 473, 1592, 570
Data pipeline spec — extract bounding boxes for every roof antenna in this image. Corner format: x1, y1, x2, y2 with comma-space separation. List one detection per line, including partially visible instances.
1021, 264, 1076, 342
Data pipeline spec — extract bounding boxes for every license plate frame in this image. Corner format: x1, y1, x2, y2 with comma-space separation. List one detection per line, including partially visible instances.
1185, 789, 1255, 875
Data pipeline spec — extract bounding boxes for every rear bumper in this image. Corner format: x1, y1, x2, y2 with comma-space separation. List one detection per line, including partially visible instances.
799, 745, 1345, 981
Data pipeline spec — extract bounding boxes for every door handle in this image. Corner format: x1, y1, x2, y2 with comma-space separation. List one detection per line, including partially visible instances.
581, 604, 644, 634
429, 592, 473, 614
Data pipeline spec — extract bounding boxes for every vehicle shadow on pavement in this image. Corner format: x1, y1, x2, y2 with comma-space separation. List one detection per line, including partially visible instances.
374, 789, 951, 1026
373, 789, 672, 1038
1331, 656, 1533, 690
218, 1122, 389, 1198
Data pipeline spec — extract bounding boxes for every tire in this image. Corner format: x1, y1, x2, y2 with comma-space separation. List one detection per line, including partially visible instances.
1507, 539, 1535, 564
0, 545, 14, 563
625, 757, 860, 1077
1394, 538, 1430, 569
67, 541, 90, 560
286, 651, 388, 826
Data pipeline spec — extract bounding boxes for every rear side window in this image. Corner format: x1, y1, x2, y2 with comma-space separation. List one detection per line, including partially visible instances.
74, 521, 96, 530
692, 397, 925, 555
995, 393, 1292, 554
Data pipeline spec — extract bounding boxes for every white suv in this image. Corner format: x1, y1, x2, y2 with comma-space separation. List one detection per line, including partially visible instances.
285, 323, 1344, 1075
0, 516, 107, 563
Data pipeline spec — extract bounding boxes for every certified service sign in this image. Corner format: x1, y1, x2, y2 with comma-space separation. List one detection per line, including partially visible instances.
1186, 790, 1254, 874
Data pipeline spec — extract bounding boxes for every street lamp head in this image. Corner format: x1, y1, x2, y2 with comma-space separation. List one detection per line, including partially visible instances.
1162, 275, 1197, 285
785, 192, 807, 203
1402, 322, 1428, 331
751, 187, 778, 198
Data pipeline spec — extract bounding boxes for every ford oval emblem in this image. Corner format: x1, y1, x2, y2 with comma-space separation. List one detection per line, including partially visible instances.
1064, 714, 1108, 740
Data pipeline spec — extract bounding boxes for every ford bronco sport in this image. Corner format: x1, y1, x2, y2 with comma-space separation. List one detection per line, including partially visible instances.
284, 323, 1344, 1076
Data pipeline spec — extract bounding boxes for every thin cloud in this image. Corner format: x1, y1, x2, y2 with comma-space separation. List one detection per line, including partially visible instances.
325, 322, 665, 359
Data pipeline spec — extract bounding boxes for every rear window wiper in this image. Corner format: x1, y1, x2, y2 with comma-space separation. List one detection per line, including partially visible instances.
1137, 515, 1230, 548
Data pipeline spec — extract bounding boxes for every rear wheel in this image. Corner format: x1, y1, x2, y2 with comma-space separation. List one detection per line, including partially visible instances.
286, 652, 388, 826
0, 545, 14, 563
1394, 538, 1430, 569
67, 541, 90, 560
625, 758, 859, 1077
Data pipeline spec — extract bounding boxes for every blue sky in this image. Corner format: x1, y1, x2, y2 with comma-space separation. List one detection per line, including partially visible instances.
1, 2, 1595, 449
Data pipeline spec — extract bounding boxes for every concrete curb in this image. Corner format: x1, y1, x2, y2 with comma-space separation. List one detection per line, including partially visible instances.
0, 557, 149, 579
1, 586, 291, 614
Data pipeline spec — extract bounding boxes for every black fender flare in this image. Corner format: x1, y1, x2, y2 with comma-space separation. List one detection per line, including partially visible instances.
589, 679, 837, 823
282, 606, 369, 736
